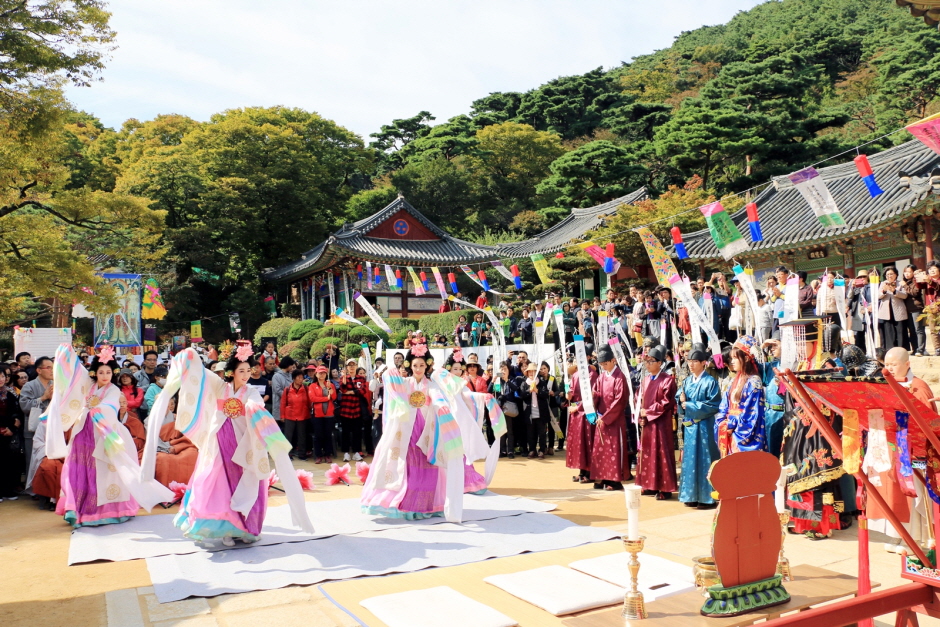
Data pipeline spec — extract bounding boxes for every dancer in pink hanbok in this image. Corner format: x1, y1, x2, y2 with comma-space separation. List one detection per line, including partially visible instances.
46, 345, 172, 527
140, 343, 313, 546
361, 345, 468, 522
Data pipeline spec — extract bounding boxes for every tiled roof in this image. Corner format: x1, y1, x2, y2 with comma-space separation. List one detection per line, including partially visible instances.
896, 0, 940, 28
681, 139, 940, 260
264, 188, 650, 283
262, 197, 499, 282
496, 187, 649, 258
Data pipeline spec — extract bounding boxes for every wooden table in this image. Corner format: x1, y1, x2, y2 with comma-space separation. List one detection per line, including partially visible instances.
562, 565, 875, 627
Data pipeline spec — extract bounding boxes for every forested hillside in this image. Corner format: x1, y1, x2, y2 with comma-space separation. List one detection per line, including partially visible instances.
3, 0, 939, 336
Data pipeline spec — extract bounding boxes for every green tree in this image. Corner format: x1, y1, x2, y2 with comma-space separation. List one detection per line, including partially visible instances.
514, 68, 625, 140
0, 0, 115, 92
874, 28, 940, 125
369, 111, 435, 173
536, 140, 648, 214
390, 157, 473, 234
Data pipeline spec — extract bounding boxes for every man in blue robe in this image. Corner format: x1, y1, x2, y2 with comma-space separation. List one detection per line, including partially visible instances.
676, 347, 721, 508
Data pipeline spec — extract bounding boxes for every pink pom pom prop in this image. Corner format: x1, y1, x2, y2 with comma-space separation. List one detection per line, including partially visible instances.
235, 342, 254, 362
356, 461, 370, 484
411, 343, 428, 357
168, 481, 188, 503
266, 470, 279, 490
325, 462, 351, 486
296, 469, 315, 491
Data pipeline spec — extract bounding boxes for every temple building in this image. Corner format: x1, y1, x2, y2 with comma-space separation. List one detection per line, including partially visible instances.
263, 188, 648, 318
679, 139, 940, 282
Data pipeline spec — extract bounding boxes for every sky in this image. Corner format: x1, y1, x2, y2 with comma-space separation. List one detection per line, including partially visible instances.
65, 0, 765, 140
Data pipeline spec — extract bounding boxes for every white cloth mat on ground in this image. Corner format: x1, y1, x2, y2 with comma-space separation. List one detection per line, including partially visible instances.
68, 492, 555, 564
484, 565, 624, 615
568, 552, 696, 601
147, 512, 620, 603
361, 586, 518, 627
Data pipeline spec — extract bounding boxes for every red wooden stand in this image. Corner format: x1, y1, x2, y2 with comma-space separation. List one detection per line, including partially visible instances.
769, 369, 940, 626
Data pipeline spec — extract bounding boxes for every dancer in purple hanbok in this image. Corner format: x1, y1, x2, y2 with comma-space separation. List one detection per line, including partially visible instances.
361, 345, 467, 522
46, 345, 172, 528
140, 344, 313, 546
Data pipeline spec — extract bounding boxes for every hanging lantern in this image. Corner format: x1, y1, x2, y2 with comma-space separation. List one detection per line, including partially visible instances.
373, 265, 382, 286
510, 264, 523, 290
670, 226, 689, 259
448, 272, 459, 294
854, 154, 884, 198
356, 264, 363, 280
555, 252, 565, 259
419, 271, 429, 292
603, 243, 615, 274
477, 269, 490, 291
394, 269, 403, 289
746, 203, 764, 242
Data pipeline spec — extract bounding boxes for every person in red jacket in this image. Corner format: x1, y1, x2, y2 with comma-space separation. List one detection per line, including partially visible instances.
307, 366, 337, 463
280, 370, 311, 460
118, 369, 145, 422
465, 362, 488, 393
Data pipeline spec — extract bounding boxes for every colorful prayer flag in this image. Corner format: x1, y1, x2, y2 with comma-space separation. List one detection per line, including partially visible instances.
407, 267, 424, 295
354, 292, 391, 333
510, 264, 523, 290
907, 111, 940, 156
141, 278, 167, 320
853, 154, 883, 198
431, 266, 448, 298
530, 254, 552, 285
577, 241, 621, 275
670, 226, 688, 259
636, 227, 679, 286
699, 201, 749, 260
190, 320, 203, 343
489, 260, 515, 282
788, 166, 846, 228
745, 203, 763, 242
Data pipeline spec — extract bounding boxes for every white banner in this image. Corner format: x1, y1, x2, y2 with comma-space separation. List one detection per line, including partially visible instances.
573, 334, 597, 424
354, 292, 392, 333
328, 274, 336, 315
788, 166, 845, 228
669, 274, 721, 359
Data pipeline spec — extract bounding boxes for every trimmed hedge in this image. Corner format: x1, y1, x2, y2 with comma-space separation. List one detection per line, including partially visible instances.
349, 325, 390, 344
387, 318, 419, 332
310, 336, 341, 359
279, 340, 299, 357
290, 347, 309, 362
343, 343, 363, 360
297, 329, 319, 354
254, 317, 299, 347
287, 319, 323, 341
416, 311, 466, 339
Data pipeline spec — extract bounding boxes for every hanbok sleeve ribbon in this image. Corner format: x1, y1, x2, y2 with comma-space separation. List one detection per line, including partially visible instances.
896, 411, 913, 478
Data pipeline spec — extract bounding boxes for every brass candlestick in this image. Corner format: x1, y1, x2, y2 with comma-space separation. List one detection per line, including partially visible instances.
776, 511, 792, 582
621, 535, 648, 620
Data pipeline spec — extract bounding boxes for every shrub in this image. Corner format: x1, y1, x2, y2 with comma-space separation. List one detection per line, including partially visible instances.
389, 330, 409, 348
310, 337, 341, 359
297, 330, 320, 354
348, 326, 378, 343
290, 347, 309, 362
279, 340, 299, 358
343, 343, 363, 360
319, 325, 353, 343
417, 311, 465, 339
287, 319, 324, 341
387, 318, 419, 332
254, 317, 299, 347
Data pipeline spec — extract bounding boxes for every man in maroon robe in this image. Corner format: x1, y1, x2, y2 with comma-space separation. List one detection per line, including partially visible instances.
566, 359, 599, 484
590, 345, 630, 491
636, 345, 678, 500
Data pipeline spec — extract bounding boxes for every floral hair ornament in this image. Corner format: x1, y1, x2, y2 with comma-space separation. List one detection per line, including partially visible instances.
451, 348, 464, 363
98, 344, 116, 363
410, 343, 428, 357
235, 341, 254, 362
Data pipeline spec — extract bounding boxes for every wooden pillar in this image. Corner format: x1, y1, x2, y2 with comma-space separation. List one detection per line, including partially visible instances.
843, 242, 856, 278
926, 212, 935, 263
402, 282, 409, 318
698, 259, 706, 280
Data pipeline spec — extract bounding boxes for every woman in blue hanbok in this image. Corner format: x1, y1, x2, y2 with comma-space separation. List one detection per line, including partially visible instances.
714, 336, 765, 457
676, 347, 721, 508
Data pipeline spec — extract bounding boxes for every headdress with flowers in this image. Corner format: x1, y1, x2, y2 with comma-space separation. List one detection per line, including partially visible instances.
235, 341, 254, 362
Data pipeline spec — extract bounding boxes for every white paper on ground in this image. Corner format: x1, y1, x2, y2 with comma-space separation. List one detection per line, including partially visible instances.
68, 491, 555, 564
485, 565, 623, 616
568, 552, 696, 601
146, 512, 620, 603
361, 586, 517, 627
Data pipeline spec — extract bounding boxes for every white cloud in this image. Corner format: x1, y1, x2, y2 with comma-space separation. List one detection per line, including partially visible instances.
65, 0, 763, 138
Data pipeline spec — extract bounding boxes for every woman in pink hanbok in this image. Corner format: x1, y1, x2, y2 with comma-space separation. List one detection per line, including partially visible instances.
361, 345, 468, 522
140, 343, 313, 546
47, 345, 172, 527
